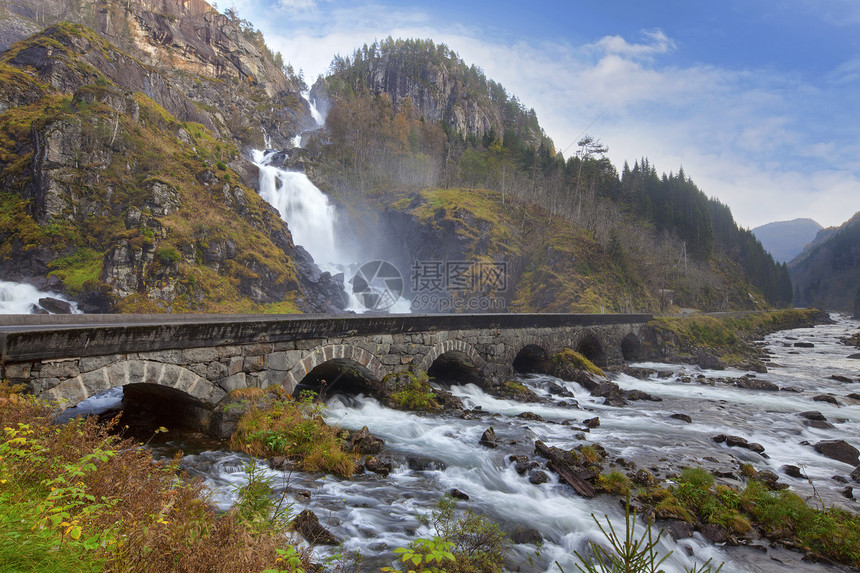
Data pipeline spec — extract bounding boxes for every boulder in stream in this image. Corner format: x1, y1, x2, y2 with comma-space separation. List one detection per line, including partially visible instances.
294, 509, 339, 545
479, 427, 498, 449
813, 440, 860, 466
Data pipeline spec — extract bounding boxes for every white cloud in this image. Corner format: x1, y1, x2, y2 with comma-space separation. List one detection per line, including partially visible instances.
276, 0, 317, 11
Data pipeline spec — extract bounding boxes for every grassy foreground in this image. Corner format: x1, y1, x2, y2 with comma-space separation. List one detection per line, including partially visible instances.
0, 383, 303, 573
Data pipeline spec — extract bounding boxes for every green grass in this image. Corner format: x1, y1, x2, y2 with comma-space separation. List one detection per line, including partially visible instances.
0, 493, 103, 573
48, 248, 103, 293
230, 390, 357, 477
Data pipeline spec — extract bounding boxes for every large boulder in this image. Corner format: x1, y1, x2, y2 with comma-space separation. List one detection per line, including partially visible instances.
813, 440, 860, 466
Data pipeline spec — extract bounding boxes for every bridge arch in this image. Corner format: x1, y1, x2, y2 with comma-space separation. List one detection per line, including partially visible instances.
284, 344, 385, 394
512, 343, 552, 374
416, 339, 485, 373
575, 331, 607, 367
621, 333, 644, 362
416, 340, 486, 385
40, 360, 227, 408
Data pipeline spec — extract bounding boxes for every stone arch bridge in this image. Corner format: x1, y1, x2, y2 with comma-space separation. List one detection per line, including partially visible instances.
0, 313, 651, 433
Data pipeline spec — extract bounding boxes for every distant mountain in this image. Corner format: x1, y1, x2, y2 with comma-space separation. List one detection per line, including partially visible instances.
752, 218, 822, 263
789, 213, 860, 311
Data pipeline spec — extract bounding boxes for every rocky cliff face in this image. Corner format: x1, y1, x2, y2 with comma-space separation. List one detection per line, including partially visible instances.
1, 0, 311, 147
356, 54, 502, 140
0, 8, 343, 313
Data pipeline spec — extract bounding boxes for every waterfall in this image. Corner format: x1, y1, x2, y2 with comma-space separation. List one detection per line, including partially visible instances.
0, 280, 80, 314
253, 93, 411, 313
253, 149, 342, 268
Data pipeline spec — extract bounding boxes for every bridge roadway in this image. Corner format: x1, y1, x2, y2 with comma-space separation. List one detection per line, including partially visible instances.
0, 312, 652, 434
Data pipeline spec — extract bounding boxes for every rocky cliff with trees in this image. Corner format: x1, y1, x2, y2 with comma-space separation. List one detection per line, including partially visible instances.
309, 41, 793, 313
789, 212, 860, 312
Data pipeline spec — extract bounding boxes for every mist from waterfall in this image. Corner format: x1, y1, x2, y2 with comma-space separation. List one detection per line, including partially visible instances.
253, 94, 411, 313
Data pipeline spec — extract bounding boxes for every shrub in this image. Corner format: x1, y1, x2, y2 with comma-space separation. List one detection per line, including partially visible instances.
391, 371, 439, 410
597, 471, 632, 496
561, 500, 722, 573
230, 392, 356, 477
0, 382, 301, 573
155, 246, 181, 265
420, 495, 511, 573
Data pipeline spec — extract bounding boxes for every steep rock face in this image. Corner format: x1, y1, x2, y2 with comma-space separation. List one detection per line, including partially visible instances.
1, 0, 310, 148
357, 55, 502, 139
312, 39, 543, 145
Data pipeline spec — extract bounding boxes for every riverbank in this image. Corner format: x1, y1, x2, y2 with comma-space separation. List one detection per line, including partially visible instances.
640, 308, 830, 371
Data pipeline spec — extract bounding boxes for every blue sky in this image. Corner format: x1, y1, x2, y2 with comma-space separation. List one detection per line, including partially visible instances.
225, 0, 860, 229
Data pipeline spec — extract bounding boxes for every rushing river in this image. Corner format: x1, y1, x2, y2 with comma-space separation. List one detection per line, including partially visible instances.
147, 315, 859, 573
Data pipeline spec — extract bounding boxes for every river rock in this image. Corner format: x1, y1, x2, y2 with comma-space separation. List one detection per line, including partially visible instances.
806, 420, 836, 430
794, 342, 815, 348
671, 413, 692, 423
624, 389, 662, 402
528, 469, 549, 484
830, 375, 853, 383
695, 350, 725, 370
517, 411, 545, 421
736, 377, 779, 391
663, 519, 695, 540
852, 466, 860, 483
848, 353, 860, 360
509, 454, 530, 474
701, 523, 728, 544
406, 455, 447, 471
547, 382, 574, 397
799, 411, 827, 421
812, 394, 840, 406
346, 426, 384, 455
755, 470, 787, 490
450, 488, 470, 500
509, 525, 543, 545
582, 417, 600, 428
841, 486, 855, 500
782, 465, 804, 479
814, 440, 860, 466
592, 381, 627, 407
479, 427, 498, 449
294, 509, 339, 545
364, 456, 392, 476
632, 468, 656, 486
38, 297, 72, 314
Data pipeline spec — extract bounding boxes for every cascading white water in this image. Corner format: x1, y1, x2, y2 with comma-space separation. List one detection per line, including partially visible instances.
253, 149, 342, 268
253, 93, 412, 313
302, 90, 325, 127
0, 280, 79, 314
